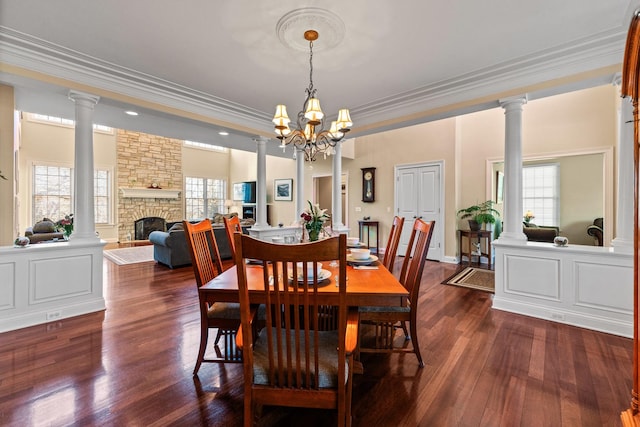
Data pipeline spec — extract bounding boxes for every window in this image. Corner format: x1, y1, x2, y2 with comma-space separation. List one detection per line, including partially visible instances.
26, 113, 113, 133
522, 163, 559, 226
33, 165, 72, 222
184, 140, 227, 152
185, 177, 226, 219
32, 164, 112, 224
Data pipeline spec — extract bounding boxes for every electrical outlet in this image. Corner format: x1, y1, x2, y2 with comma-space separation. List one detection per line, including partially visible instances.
550, 312, 565, 321
355, 207, 361, 212
46, 311, 62, 321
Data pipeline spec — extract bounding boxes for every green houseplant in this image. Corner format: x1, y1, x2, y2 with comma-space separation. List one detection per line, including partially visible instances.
457, 200, 500, 231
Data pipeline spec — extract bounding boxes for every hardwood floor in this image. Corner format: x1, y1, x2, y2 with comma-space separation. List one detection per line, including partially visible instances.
0, 255, 632, 426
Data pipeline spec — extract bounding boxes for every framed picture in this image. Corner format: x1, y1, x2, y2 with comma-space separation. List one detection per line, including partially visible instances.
496, 171, 504, 203
274, 178, 293, 201
362, 167, 375, 203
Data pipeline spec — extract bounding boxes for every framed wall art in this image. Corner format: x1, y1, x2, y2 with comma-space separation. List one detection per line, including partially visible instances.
274, 178, 293, 201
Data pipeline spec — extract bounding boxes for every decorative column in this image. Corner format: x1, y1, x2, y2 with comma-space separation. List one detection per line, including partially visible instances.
498, 96, 527, 242
613, 73, 634, 253
295, 147, 305, 222
68, 90, 100, 242
253, 136, 269, 229
331, 142, 347, 233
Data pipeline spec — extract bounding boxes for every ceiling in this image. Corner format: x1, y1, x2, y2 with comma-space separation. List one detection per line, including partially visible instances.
0, 1, 636, 157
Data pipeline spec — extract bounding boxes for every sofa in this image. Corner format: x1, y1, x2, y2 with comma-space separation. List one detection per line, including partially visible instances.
522, 223, 559, 243
25, 218, 64, 243
149, 218, 251, 268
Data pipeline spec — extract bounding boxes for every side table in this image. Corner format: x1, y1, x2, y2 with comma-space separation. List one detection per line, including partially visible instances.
458, 229, 492, 268
358, 220, 379, 255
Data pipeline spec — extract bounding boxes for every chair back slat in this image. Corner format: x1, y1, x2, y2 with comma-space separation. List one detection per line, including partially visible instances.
183, 220, 224, 286
223, 216, 242, 260
234, 234, 347, 390
398, 219, 435, 303
382, 216, 405, 272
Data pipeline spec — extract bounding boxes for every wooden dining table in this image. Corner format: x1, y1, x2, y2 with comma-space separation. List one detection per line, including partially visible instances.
199, 262, 408, 308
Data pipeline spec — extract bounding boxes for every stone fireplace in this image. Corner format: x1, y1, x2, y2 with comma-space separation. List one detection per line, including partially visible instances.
116, 129, 184, 242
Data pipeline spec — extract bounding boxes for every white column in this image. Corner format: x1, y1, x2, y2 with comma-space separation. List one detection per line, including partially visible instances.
253, 136, 269, 229
331, 142, 347, 233
498, 96, 527, 242
612, 73, 634, 253
68, 90, 100, 242
295, 147, 305, 222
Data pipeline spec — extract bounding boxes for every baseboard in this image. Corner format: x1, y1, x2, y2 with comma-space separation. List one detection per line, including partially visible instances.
492, 296, 632, 338
0, 299, 106, 333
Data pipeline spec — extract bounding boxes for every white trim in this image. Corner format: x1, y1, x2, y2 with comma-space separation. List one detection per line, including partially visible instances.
119, 188, 181, 199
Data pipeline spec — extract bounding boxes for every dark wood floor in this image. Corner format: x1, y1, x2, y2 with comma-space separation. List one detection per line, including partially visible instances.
0, 252, 632, 426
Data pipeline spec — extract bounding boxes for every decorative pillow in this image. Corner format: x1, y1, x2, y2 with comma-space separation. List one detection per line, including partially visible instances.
33, 219, 56, 233
212, 214, 224, 224
169, 223, 184, 232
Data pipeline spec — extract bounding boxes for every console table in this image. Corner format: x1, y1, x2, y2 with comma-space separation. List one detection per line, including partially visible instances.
358, 220, 379, 255
458, 229, 492, 268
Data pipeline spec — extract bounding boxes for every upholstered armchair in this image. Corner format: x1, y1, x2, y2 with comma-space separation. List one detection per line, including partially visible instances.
587, 217, 603, 246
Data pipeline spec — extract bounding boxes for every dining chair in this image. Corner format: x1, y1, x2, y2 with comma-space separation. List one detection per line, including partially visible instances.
223, 215, 242, 261
183, 219, 242, 374
358, 218, 434, 367
381, 216, 405, 272
233, 233, 357, 427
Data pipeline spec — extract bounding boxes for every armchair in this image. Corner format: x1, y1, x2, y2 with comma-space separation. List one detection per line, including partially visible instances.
587, 217, 604, 246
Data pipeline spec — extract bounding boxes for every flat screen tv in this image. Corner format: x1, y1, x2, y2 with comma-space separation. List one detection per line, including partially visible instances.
233, 181, 256, 203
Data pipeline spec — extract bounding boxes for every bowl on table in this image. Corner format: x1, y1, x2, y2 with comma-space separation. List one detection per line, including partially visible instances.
349, 248, 371, 260
347, 237, 360, 246
295, 262, 323, 278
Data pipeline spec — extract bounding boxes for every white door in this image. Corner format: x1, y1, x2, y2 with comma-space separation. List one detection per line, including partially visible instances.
396, 163, 442, 261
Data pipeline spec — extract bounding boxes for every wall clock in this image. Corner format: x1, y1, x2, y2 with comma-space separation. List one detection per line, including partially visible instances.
362, 167, 375, 202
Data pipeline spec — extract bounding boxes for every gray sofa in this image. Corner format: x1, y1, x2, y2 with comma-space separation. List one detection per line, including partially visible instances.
149, 222, 249, 269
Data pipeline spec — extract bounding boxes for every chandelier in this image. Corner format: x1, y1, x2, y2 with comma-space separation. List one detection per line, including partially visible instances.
272, 30, 353, 161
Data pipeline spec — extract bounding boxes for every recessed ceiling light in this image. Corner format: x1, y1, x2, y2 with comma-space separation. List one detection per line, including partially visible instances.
125, 111, 138, 116
218, 131, 229, 136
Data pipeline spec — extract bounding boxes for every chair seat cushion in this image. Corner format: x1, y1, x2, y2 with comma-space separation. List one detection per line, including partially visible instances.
207, 302, 266, 320
252, 327, 348, 388
358, 305, 410, 314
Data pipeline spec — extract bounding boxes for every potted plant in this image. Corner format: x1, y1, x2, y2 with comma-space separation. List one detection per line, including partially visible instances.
457, 200, 500, 231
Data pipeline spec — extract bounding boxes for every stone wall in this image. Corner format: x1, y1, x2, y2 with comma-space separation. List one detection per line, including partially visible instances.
117, 130, 183, 241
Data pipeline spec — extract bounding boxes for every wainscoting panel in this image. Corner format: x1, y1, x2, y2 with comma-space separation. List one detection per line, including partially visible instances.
493, 241, 633, 337
574, 261, 633, 314
0, 241, 106, 333
505, 254, 560, 300
0, 261, 16, 311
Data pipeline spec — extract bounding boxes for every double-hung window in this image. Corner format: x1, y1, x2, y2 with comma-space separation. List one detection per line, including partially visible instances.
32, 164, 112, 224
522, 163, 559, 226
185, 177, 226, 220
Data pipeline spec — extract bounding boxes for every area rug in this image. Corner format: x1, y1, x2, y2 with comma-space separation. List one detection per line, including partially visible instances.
443, 267, 494, 293
103, 245, 155, 265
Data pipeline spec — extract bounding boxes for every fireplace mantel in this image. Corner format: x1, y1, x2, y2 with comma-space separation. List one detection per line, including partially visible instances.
120, 188, 181, 199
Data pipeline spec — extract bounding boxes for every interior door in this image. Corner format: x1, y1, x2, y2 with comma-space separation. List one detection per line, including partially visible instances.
396, 163, 442, 261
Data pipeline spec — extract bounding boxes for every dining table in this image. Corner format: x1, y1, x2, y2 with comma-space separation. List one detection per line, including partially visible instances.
199, 261, 408, 308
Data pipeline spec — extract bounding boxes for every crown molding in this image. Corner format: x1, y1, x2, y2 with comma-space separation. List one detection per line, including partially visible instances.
0, 27, 274, 133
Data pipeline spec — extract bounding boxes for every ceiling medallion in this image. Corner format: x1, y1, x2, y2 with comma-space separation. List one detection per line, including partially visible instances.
276, 8, 345, 53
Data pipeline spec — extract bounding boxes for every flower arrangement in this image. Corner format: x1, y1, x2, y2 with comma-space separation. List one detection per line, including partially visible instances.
56, 213, 74, 239
300, 201, 330, 241
523, 210, 535, 224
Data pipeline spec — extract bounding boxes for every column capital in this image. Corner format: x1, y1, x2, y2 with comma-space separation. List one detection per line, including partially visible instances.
253, 136, 270, 144
612, 72, 622, 87
499, 95, 528, 109
68, 90, 100, 106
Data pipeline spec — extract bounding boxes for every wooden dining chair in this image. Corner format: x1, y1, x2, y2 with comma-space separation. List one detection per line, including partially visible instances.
382, 216, 405, 272
183, 219, 242, 374
233, 233, 358, 427
223, 215, 242, 261
358, 218, 434, 367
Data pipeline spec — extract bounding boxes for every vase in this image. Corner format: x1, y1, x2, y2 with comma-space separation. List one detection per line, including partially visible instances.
308, 229, 320, 242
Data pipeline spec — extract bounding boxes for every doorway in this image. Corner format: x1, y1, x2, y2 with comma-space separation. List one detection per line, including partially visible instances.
313, 174, 348, 229
395, 162, 443, 261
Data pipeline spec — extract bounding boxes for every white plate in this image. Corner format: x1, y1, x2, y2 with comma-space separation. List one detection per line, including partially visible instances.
290, 269, 332, 283
346, 254, 379, 265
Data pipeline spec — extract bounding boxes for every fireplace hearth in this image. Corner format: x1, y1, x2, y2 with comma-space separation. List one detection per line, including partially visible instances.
134, 217, 166, 240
